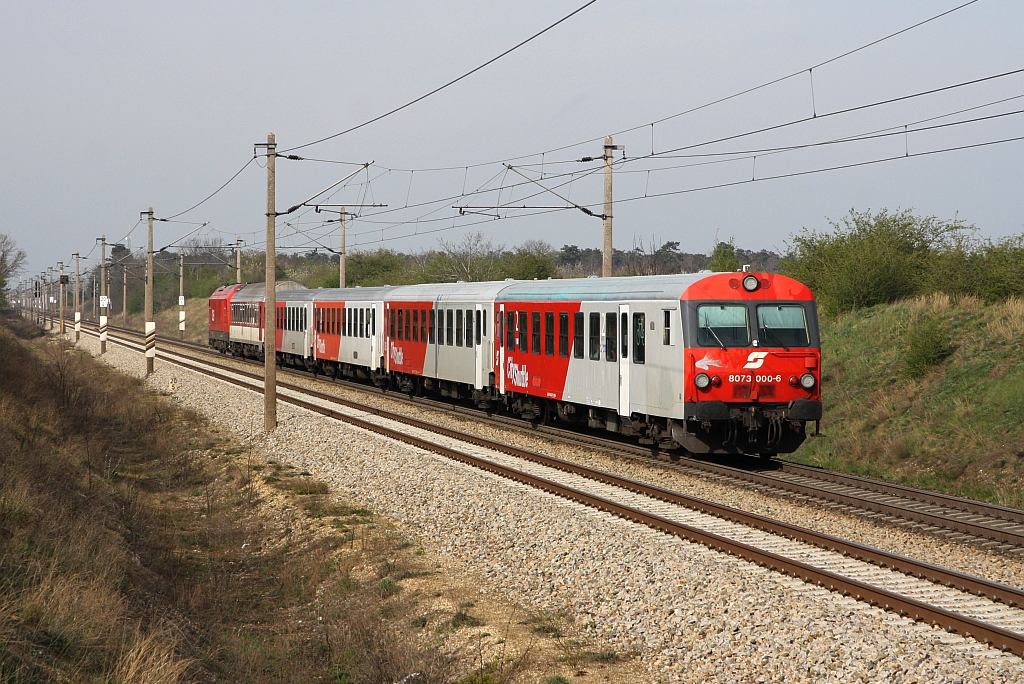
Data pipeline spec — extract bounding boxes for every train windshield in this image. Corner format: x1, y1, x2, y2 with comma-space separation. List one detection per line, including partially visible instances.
756, 304, 809, 347
697, 304, 749, 346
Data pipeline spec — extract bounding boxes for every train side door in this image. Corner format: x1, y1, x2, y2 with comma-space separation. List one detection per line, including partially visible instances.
498, 304, 505, 395
474, 304, 484, 389
618, 303, 630, 417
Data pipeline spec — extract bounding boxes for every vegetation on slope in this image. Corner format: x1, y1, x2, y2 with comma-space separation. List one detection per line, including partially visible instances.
793, 294, 1024, 506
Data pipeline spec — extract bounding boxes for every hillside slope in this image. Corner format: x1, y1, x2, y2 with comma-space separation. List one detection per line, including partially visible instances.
791, 295, 1024, 506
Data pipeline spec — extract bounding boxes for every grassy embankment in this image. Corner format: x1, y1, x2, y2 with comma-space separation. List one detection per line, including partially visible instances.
792, 294, 1024, 506
0, 314, 639, 683
119, 297, 209, 345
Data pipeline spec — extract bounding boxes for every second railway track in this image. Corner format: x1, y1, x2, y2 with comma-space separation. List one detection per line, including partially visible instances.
88, 321, 1024, 553
79, 324, 1024, 656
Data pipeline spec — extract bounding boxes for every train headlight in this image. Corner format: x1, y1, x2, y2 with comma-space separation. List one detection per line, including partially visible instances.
694, 373, 711, 389
742, 274, 760, 292
800, 373, 816, 389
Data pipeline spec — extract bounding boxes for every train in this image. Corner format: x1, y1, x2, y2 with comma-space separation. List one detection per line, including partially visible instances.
209, 271, 822, 456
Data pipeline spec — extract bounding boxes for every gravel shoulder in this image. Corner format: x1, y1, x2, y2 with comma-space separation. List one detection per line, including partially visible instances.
82, 337, 1024, 682
184, 342, 1024, 592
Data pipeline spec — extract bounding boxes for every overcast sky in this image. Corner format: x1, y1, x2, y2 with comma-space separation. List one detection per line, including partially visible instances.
3, 1, 1023, 281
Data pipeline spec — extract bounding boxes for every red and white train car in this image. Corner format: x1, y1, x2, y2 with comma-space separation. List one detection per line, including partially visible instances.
211, 271, 821, 456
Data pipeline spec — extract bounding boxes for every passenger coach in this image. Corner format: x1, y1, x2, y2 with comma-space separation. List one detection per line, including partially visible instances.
210, 271, 821, 457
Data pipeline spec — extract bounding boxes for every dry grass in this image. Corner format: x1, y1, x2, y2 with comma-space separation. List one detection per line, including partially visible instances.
0, 312, 645, 683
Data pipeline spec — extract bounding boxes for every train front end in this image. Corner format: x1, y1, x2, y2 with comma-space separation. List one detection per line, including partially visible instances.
673, 272, 821, 456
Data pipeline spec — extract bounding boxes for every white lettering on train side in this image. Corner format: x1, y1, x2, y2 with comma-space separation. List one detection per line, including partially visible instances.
506, 359, 529, 388
389, 343, 404, 365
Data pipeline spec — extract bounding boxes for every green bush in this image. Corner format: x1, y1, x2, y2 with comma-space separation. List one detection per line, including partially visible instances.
709, 241, 741, 272
782, 208, 1024, 313
903, 317, 950, 379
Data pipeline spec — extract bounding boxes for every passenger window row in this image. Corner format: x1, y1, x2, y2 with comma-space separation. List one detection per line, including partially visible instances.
389, 307, 486, 348
277, 307, 308, 333
497, 309, 646, 365
230, 303, 259, 325
316, 306, 373, 338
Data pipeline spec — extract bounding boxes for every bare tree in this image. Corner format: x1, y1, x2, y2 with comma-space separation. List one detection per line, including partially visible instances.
428, 232, 505, 282
0, 233, 27, 282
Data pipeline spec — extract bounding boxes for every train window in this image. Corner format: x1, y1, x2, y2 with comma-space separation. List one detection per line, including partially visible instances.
371, 308, 375, 336
621, 312, 628, 359
545, 312, 554, 356
532, 312, 541, 354
496, 312, 503, 348
420, 309, 426, 342
605, 312, 617, 362
663, 310, 672, 345
465, 309, 473, 348
334, 308, 339, 335
456, 309, 464, 346
446, 309, 454, 346
559, 312, 569, 357
697, 304, 749, 347
633, 313, 646, 364
482, 310, 487, 338
506, 311, 515, 350
404, 308, 410, 341
412, 309, 419, 342
302, 308, 306, 332
475, 310, 481, 346
573, 312, 584, 358
757, 305, 809, 347
589, 312, 600, 360
390, 308, 396, 339
518, 311, 528, 352
394, 308, 400, 340
429, 309, 436, 344
360, 308, 365, 338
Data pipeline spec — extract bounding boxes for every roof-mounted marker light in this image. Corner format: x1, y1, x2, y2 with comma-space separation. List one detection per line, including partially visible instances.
742, 275, 760, 292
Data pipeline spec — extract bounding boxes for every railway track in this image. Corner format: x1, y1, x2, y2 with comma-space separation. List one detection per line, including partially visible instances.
78, 324, 1024, 656
85, 321, 1024, 554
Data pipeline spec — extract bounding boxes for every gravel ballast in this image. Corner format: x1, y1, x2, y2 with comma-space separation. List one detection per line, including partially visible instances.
173, 341, 1024, 592
80, 336, 1024, 682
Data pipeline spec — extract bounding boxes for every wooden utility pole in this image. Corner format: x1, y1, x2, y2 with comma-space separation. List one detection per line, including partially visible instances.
179, 252, 185, 339
73, 252, 81, 341
260, 133, 277, 432
339, 205, 346, 288
144, 207, 155, 375
99, 235, 107, 353
58, 261, 65, 335
236, 236, 242, 284
601, 136, 623, 278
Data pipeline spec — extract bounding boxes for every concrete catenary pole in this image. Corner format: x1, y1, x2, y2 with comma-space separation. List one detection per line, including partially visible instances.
48, 267, 55, 329
602, 136, 614, 278
73, 252, 81, 341
263, 133, 277, 432
179, 251, 185, 340
339, 205, 346, 288
144, 207, 155, 375
58, 261, 65, 335
236, 236, 242, 284
122, 264, 128, 326
99, 235, 107, 353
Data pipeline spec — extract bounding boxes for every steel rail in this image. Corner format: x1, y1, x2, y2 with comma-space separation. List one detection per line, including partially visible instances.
78, 326, 1024, 656
88, 322, 1024, 547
